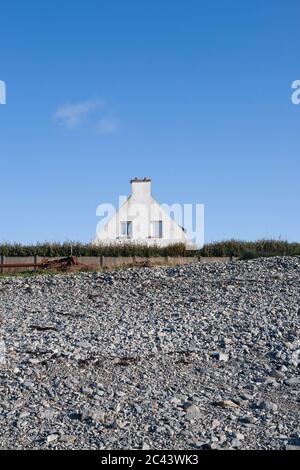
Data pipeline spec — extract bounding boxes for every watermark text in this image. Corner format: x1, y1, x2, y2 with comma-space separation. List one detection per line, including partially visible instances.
96, 197, 204, 247
291, 80, 300, 105
0, 80, 6, 105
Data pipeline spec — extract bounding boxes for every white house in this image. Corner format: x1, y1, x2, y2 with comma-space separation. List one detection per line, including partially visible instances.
95, 178, 195, 248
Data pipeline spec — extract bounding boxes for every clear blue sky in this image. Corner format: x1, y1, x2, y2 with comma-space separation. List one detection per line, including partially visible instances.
0, 0, 299, 244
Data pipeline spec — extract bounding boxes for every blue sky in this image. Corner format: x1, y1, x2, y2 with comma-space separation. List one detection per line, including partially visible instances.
0, 0, 299, 244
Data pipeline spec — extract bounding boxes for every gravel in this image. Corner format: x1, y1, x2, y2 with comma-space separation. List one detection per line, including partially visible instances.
0, 256, 299, 450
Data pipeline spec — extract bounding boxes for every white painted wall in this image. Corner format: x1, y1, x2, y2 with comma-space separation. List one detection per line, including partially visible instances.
95, 179, 195, 247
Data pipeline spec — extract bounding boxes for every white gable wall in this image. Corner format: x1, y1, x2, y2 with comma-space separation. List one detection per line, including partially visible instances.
95, 179, 194, 247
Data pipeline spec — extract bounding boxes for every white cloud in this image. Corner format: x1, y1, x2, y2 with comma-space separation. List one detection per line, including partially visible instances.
53, 98, 105, 129
96, 116, 120, 135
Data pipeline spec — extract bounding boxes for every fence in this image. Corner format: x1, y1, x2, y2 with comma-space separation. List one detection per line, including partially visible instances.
0, 255, 236, 273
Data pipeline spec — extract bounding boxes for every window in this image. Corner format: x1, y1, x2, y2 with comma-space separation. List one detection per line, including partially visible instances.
120, 221, 132, 237
151, 220, 163, 238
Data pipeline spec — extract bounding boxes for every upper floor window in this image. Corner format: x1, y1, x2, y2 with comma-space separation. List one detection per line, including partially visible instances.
120, 221, 132, 237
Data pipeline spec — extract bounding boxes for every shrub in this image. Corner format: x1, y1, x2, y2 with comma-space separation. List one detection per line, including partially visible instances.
198, 239, 300, 258
0, 239, 299, 258
0, 241, 187, 258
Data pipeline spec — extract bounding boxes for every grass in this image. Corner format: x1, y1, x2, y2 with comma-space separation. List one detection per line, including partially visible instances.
0, 241, 187, 257
0, 239, 299, 260
198, 239, 300, 259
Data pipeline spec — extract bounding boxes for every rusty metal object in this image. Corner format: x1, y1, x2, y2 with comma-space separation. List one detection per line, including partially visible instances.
39, 256, 80, 271
0, 256, 83, 272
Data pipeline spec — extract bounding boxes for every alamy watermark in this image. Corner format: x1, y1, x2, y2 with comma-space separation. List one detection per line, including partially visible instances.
291, 80, 300, 105
96, 197, 205, 247
0, 80, 6, 105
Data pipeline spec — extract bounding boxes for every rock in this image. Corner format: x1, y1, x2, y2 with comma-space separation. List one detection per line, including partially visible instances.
184, 404, 202, 420
213, 400, 239, 409
259, 401, 278, 412
40, 409, 56, 419
221, 338, 233, 347
81, 407, 105, 423
192, 440, 206, 448
211, 351, 229, 362
212, 419, 220, 429
264, 377, 278, 386
115, 420, 127, 429
232, 432, 244, 440
240, 393, 253, 401
270, 370, 285, 380
209, 443, 219, 450
23, 380, 34, 389
134, 404, 142, 413
60, 435, 76, 445
287, 438, 300, 446
284, 377, 300, 386
170, 396, 182, 406
239, 416, 257, 424
47, 434, 59, 444
29, 358, 40, 365
231, 439, 241, 448
0, 256, 299, 450
77, 341, 91, 348
81, 386, 94, 395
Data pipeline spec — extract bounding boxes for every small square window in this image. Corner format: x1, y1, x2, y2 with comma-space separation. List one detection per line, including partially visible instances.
151, 221, 163, 238
121, 221, 132, 237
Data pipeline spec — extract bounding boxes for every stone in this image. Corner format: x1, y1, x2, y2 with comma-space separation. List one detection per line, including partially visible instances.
0, 257, 299, 450
47, 434, 59, 444
213, 400, 239, 409
240, 392, 253, 401
232, 432, 244, 440
284, 377, 300, 386
40, 409, 56, 419
212, 419, 220, 429
270, 370, 285, 380
170, 397, 182, 406
29, 358, 40, 365
184, 404, 202, 420
211, 351, 229, 362
115, 420, 127, 429
60, 435, 76, 445
259, 401, 278, 412
231, 439, 241, 448
239, 416, 256, 424
81, 407, 105, 423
